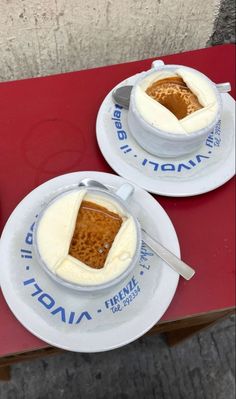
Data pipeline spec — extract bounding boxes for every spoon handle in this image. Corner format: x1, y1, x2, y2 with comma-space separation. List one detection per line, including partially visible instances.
141, 229, 195, 280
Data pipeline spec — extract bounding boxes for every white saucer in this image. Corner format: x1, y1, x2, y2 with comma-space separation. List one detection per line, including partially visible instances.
0, 172, 179, 352
96, 74, 235, 196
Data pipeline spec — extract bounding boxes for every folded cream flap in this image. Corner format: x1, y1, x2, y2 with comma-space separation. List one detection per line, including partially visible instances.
135, 68, 218, 134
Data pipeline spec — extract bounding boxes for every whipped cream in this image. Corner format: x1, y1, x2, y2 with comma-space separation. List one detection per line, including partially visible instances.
36, 189, 137, 286
135, 68, 219, 134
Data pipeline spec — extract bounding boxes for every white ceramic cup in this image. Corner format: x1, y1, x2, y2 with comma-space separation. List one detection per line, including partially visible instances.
127, 60, 222, 158
34, 184, 142, 292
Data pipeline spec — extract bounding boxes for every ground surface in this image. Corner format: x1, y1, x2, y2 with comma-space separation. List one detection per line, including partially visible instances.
0, 314, 235, 399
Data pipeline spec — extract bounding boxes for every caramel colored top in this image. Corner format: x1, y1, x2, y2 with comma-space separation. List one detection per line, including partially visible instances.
69, 201, 123, 269
146, 76, 203, 120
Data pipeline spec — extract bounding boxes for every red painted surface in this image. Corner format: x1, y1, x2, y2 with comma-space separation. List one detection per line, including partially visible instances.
0, 44, 235, 356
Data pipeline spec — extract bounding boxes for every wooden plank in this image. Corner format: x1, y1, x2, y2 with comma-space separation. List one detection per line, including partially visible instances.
165, 321, 216, 346
0, 347, 61, 368
0, 366, 11, 381
148, 307, 235, 334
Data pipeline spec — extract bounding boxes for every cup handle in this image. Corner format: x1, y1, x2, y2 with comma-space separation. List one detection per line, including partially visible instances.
115, 183, 134, 201
151, 59, 165, 70
215, 82, 231, 93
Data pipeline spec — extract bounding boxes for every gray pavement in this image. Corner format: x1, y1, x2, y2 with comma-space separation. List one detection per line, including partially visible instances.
0, 314, 235, 399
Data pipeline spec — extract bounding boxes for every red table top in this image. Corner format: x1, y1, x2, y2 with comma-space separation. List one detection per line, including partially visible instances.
0, 44, 235, 356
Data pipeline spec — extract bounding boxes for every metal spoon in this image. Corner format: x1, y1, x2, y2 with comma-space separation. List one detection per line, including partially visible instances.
79, 178, 195, 280
112, 82, 231, 109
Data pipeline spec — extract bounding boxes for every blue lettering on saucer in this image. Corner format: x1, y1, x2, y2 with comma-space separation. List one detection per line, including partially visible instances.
112, 104, 129, 142
140, 153, 210, 173
211, 120, 221, 147
105, 276, 138, 309
120, 144, 132, 154
206, 132, 214, 148
20, 220, 35, 258
25, 221, 35, 245
140, 242, 154, 263
20, 220, 35, 257
111, 106, 222, 174
21, 248, 32, 259
23, 277, 92, 324
139, 241, 154, 271
104, 276, 140, 313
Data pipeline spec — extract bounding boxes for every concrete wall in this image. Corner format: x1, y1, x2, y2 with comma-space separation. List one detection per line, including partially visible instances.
0, 0, 227, 82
